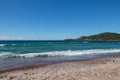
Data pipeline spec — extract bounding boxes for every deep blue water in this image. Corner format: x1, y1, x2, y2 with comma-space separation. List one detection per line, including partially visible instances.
0, 40, 120, 69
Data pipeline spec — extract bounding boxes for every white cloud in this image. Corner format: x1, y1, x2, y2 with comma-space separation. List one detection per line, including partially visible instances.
0, 36, 24, 40
0, 36, 9, 40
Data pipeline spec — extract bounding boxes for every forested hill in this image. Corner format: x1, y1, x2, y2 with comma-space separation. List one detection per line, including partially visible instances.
65, 32, 120, 41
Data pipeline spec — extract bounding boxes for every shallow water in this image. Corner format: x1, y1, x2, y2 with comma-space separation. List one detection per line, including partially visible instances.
0, 40, 120, 70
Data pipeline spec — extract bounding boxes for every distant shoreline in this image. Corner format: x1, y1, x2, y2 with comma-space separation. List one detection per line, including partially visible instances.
65, 32, 120, 41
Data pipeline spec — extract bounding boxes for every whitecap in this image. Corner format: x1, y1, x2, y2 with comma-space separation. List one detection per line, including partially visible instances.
0, 44, 6, 47
0, 49, 120, 58
11, 44, 16, 46
83, 41, 88, 44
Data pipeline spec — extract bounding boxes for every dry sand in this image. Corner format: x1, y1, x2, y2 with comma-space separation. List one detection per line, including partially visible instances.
0, 56, 120, 80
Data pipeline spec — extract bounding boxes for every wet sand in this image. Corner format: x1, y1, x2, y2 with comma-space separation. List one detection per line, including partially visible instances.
0, 56, 120, 80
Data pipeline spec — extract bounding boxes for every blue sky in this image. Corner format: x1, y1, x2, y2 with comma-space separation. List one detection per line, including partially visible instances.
0, 0, 120, 40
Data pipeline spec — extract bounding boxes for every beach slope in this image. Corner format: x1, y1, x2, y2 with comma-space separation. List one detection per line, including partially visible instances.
0, 56, 120, 80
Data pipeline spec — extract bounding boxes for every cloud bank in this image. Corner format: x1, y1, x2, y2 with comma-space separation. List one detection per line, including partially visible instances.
0, 36, 24, 40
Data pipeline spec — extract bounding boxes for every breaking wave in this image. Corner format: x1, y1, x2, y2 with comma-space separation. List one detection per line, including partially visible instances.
0, 44, 6, 47
0, 49, 120, 58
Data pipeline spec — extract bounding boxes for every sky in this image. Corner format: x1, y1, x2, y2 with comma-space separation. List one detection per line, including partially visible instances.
0, 0, 120, 40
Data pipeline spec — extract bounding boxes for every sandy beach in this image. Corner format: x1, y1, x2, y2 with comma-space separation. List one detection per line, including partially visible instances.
0, 56, 120, 80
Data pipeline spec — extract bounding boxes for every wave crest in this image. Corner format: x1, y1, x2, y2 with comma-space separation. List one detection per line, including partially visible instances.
0, 49, 120, 58
0, 44, 6, 47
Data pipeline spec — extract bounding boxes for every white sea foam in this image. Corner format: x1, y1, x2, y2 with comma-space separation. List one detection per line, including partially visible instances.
0, 44, 6, 47
83, 41, 88, 43
11, 44, 16, 46
0, 49, 120, 58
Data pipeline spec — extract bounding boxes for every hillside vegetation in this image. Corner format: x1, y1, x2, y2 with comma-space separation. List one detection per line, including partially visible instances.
65, 32, 120, 41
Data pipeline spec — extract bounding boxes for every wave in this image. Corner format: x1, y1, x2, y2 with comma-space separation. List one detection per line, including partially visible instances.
83, 41, 88, 43
0, 44, 6, 47
11, 44, 16, 46
0, 49, 120, 58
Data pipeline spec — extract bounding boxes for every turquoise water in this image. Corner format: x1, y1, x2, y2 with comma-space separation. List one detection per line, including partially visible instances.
0, 40, 120, 58
0, 40, 120, 69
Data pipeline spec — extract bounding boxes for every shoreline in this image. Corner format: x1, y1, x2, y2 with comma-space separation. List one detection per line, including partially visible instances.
0, 55, 120, 74
0, 55, 120, 80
